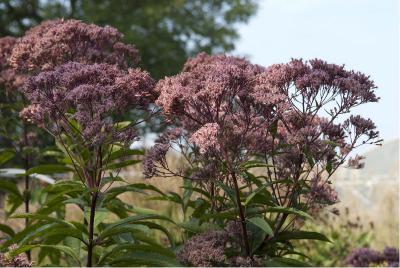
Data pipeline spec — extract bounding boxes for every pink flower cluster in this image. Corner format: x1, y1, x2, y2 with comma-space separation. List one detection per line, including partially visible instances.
177, 224, 262, 266
189, 123, 220, 154
148, 52, 381, 213
9, 19, 139, 72
309, 175, 339, 206
155, 53, 287, 162
263, 58, 378, 106
0, 244, 32, 267
177, 230, 229, 267
347, 155, 366, 169
347, 247, 399, 267
0, 36, 27, 92
20, 62, 155, 145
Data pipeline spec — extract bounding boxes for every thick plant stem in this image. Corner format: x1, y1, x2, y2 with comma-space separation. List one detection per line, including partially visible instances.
231, 172, 252, 258
87, 191, 98, 267
23, 123, 31, 261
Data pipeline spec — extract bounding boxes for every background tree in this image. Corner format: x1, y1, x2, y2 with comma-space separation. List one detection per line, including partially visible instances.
0, 0, 258, 79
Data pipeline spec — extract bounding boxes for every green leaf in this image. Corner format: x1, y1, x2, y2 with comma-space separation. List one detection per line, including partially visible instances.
304, 148, 315, 167
0, 180, 22, 199
201, 209, 237, 221
216, 181, 237, 204
274, 231, 331, 242
247, 217, 273, 236
137, 221, 175, 246
0, 149, 15, 165
178, 220, 220, 234
283, 250, 312, 260
110, 250, 180, 267
0, 223, 15, 237
100, 175, 126, 188
12, 213, 77, 228
266, 206, 313, 220
242, 161, 274, 170
181, 185, 211, 199
9, 244, 81, 266
269, 120, 279, 137
41, 226, 85, 243
100, 214, 174, 239
129, 206, 163, 216
41, 149, 64, 158
103, 159, 141, 170
129, 183, 165, 196
26, 164, 72, 175
45, 180, 85, 193
326, 162, 333, 175
247, 220, 266, 254
5, 193, 23, 216
182, 179, 193, 212
105, 184, 147, 200
97, 224, 149, 240
16, 222, 86, 246
245, 184, 268, 206
99, 243, 176, 266
18, 223, 58, 246
114, 121, 132, 130
1, 222, 44, 248
84, 207, 109, 229
264, 257, 312, 267
63, 197, 86, 207
108, 148, 144, 161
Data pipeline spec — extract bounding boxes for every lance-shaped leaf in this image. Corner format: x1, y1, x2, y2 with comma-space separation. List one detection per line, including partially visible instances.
266, 206, 313, 220
9, 244, 81, 266
274, 231, 331, 242
247, 217, 273, 236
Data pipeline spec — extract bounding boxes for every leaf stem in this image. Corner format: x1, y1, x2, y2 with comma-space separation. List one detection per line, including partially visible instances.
22, 122, 31, 261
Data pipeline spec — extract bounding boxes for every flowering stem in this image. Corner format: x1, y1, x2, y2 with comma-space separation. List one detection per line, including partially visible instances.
87, 191, 98, 267
231, 172, 252, 258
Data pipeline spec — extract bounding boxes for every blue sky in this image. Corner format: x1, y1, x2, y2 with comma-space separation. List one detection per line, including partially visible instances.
234, 0, 399, 152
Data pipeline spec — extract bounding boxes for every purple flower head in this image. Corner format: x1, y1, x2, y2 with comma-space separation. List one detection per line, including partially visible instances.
346, 248, 384, 267
347, 247, 399, 267
347, 155, 366, 169
383, 247, 400, 267
189, 123, 220, 155
177, 230, 229, 267
229, 256, 263, 267
20, 62, 156, 145
191, 162, 219, 181
347, 115, 379, 138
156, 52, 287, 165
143, 128, 184, 178
0, 36, 27, 92
155, 127, 183, 144
264, 58, 378, 111
143, 143, 169, 178
177, 225, 260, 267
10, 19, 139, 72
0, 244, 32, 267
309, 176, 339, 207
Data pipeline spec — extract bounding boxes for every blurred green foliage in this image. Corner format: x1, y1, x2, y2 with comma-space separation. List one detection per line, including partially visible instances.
293, 212, 373, 267
0, 0, 258, 78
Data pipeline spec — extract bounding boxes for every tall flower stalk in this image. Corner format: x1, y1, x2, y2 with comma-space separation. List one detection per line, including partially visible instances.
147, 53, 287, 259
19, 62, 156, 266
